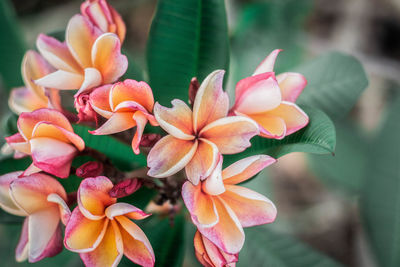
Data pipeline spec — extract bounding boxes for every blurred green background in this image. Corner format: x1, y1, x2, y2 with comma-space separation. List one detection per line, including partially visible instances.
1, 0, 400, 266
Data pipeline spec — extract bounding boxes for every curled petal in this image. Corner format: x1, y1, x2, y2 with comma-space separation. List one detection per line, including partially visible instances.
89, 84, 113, 118
91, 33, 128, 84
182, 181, 218, 228
105, 203, 150, 220
10, 173, 67, 214
147, 136, 198, 178
28, 206, 63, 262
193, 70, 229, 133
30, 137, 77, 178
223, 155, 276, 185
197, 198, 244, 254
154, 100, 194, 140
36, 34, 82, 73
5, 133, 31, 155
0, 171, 26, 216
35, 70, 84, 90
185, 139, 219, 185
47, 193, 71, 225
222, 185, 277, 227
243, 112, 286, 139
22, 164, 42, 176
115, 216, 155, 267
252, 49, 282, 76
64, 207, 109, 252
277, 72, 307, 102
200, 116, 259, 154
110, 80, 155, 112
75, 67, 103, 96
90, 112, 136, 135
66, 14, 101, 69
202, 155, 225, 196
131, 111, 148, 155
8, 87, 48, 114
234, 74, 281, 114
78, 176, 116, 220
16, 218, 29, 262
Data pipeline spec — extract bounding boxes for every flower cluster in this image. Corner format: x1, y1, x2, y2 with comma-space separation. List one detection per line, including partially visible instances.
0, 1, 309, 266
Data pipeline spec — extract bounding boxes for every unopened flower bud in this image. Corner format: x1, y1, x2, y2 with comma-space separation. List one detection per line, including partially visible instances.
140, 133, 162, 148
109, 178, 142, 198
188, 77, 200, 105
74, 92, 98, 124
76, 161, 104, 178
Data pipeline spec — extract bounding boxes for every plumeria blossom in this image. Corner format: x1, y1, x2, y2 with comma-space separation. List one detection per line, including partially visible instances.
0, 171, 70, 262
64, 176, 155, 267
35, 14, 127, 96
231, 49, 309, 139
89, 79, 158, 154
81, 0, 126, 42
182, 155, 277, 254
147, 70, 259, 184
9, 50, 61, 114
5, 108, 85, 178
194, 231, 238, 267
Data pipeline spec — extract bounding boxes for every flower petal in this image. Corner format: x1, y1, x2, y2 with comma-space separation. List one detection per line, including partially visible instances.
277, 72, 307, 102
185, 139, 219, 185
242, 111, 286, 139
92, 33, 127, 84
30, 137, 77, 178
234, 75, 281, 114
90, 112, 136, 135
252, 49, 282, 76
115, 215, 155, 267
47, 193, 71, 225
131, 111, 148, 155
80, 220, 123, 267
147, 136, 198, 178
267, 101, 309, 135
5, 133, 31, 155
64, 207, 109, 252
222, 185, 277, 227
182, 181, 219, 228
35, 70, 84, 90
197, 197, 244, 254
0, 171, 26, 216
105, 203, 150, 220
75, 67, 103, 96
78, 176, 116, 220
154, 100, 194, 140
10, 173, 67, 214
36, 34, 82, 73
193, 70, 229, 133
30, 223, 63, 263
16, 218, 29, 262
109, 79, 155, 112
202, 155, 225, 196
223, 155, 276, 185
89, 84, 113, 118
66, 14, 101, 68
9, 87, 48, 114
200, 116, 259, 154
28, 206, 62, 261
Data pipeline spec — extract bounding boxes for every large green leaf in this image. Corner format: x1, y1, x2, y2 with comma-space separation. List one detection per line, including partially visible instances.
308, 120, 369, 193
296, 52, 368, 120
225, 106, 336, 164
0, 0, 26, 91
147, 0, 229, 105
360, 97, 400, 267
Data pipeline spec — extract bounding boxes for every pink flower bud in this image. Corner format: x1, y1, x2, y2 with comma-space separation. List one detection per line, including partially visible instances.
74, 92, 98, 124
76, 161, 104, 178
188, 77, 200, 105
109, 178, 142, 198
139, 133, 162, 148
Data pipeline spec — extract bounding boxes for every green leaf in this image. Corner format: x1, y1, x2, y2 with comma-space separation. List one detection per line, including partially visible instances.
0, 0, 26, 91
296, 52, 369, 120
225, 106, 336, 164
239, 225, 343, 266
73, 124, 146, 171
147, 0, 229, 105
308, 121, 369, 193
0, 157, 31, 175
360, 97, 400, 267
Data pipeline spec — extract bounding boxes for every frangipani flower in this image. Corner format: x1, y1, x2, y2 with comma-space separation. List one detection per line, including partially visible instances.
35, 14, 127, 95
81, 0, 126, 42
0, 171, 70, 262
182, 155, 277, 254
5, 108, 85, 178
89, 79, 158, 154
231, 49, 309, 139
194, 231, 238, 267
9, 50, 61, 114
147, 70, 259, 184
64, 176, 155, 267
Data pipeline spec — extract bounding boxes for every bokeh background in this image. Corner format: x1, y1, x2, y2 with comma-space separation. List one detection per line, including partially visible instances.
1, 0, 400, 266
